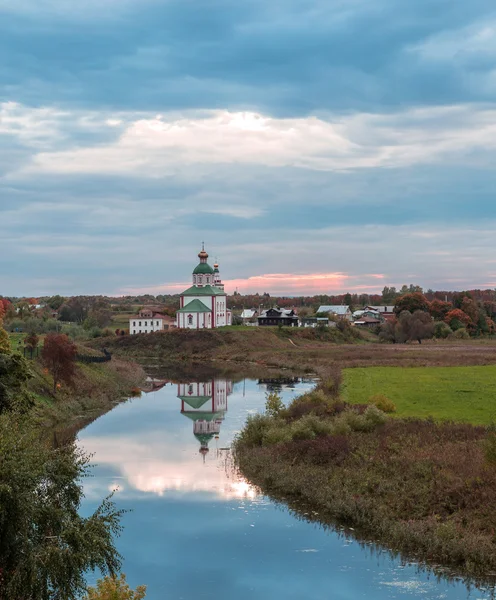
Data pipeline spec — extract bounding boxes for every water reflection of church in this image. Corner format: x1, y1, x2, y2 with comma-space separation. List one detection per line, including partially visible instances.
178, 380, 233, 459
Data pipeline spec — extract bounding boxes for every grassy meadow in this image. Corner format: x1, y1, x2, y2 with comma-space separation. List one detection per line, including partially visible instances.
343, 365, 496, 424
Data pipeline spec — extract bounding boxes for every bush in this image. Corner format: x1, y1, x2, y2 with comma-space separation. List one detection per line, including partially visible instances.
278, 435, 351, 466
433, 321, 452, 339
450, 327, 469, 339
369, 394, 396, 413
265, 391, 284, 418
236, 413, 272, 448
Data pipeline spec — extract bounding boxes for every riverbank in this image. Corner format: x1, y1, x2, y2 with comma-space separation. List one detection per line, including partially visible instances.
26, 356, 145, 434
94, 327, 496, 375
234, 379, 496, 581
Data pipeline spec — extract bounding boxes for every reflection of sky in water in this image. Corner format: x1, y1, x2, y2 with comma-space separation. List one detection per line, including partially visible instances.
79, 378, 490, 600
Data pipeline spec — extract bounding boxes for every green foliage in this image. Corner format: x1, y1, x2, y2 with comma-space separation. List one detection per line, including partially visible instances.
451, 327, 469, 339
265, 391, 284, 417
0, 414, 123, 600
0, 353, 33, 414
369, 394, 396, 413
85, 573, 147, 599
433, 321, 452, 339
47, 294, 66, 310
235, 413, 273, 448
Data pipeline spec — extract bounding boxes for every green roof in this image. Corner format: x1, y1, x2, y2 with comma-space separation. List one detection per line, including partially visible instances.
181, 285, 226, 297
181, 410, 225, 422
194, 433, 215, 445
178, 395, 212, 409
176, 299, 211, 313
193, 263, 215, 275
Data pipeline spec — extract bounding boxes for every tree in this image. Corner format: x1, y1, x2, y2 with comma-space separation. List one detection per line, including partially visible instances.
381, 286, 397, 304
460, 297, 479, 325
393, 293, 430, 316
380, 311, 434, 344
452, 291, 473, 310
24, 333, 39, 358
16, 301, 31, 319
85, 574, 147, 599
445, 308, 472, 331
429, 299, 452, 320
47, 294, 66, 310
0, 415, 123, 600
404, 310, 434, 344
42, 334, 77, 394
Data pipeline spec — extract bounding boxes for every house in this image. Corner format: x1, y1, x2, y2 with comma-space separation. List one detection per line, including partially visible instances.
258, 307, 299, 327
240, 309, 258, 325
364, 305, 395, 321
317, 305, 353, 321
300, 317, 336, 328
176, 246, 232, 329
364, 305, 395, 314
129, 308, 175, 335
354, 315, 383, 328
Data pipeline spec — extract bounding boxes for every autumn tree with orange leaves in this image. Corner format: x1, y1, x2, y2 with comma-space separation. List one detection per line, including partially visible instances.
42, 334, 77, 394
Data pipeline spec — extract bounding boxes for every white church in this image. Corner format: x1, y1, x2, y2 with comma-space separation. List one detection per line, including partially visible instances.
176, 246, 232, 329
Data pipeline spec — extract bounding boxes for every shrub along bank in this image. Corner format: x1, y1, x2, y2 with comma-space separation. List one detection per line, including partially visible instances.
234, 380, 496, 581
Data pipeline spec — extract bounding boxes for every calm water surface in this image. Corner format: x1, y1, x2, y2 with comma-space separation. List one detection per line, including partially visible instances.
78, 376, 491, 600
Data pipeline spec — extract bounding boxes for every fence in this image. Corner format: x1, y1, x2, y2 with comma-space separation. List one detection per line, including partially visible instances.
76, 349, 112, 364
23, 346, 112, 363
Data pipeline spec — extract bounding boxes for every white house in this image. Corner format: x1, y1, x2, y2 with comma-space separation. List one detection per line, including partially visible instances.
176, 246, 232, 329
317, 305, 353, 321
129, 308, 174, 335
240, 309, 258, 325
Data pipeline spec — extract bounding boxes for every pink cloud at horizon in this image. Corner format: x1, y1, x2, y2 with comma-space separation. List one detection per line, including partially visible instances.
120, 271, 387, 296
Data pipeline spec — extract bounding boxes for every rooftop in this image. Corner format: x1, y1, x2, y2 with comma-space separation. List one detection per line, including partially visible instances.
176, 299, 211, 313
181, 284, 226, 297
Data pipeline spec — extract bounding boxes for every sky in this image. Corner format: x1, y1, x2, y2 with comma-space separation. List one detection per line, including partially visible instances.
1, 0, 496, 297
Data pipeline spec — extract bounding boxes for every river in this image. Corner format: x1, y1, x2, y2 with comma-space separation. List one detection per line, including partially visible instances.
78, 374, 492, 599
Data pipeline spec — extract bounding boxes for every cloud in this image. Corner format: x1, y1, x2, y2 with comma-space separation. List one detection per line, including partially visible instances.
1, 0, 495, 114
6, 103, 496, 178
2, 1, 496, 296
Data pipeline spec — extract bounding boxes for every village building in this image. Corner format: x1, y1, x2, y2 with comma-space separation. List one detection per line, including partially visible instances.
176, 246, 232, 329
300, 316, 335, 328
364, 305, 395, 322
317, 305, 353, 321
258, 307, 299, 327
240, 308, 258, 325
354, 315, 383, 328
129, 307, 175, 335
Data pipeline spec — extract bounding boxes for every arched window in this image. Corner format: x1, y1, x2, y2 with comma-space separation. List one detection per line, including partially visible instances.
188, 315, 193, 325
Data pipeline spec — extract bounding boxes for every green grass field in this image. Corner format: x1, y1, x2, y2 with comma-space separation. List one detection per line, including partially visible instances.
342, 365, 496, 424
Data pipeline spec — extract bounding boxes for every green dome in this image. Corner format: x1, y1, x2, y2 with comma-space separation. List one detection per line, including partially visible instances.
194, 433, 215, 445
193, 263, 214, 275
